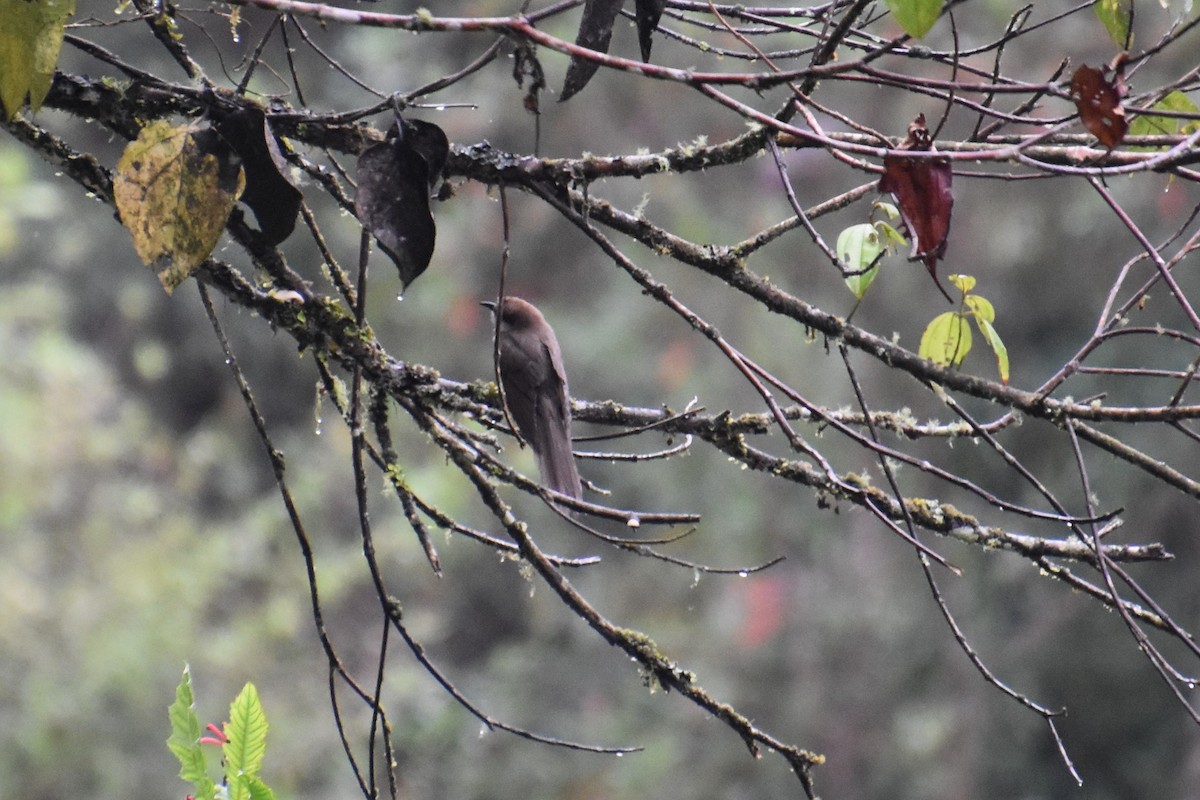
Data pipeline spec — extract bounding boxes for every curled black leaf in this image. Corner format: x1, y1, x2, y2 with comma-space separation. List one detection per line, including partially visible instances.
401, 118, 449, 188
354, 115, 447, 290
214, 106, 302, 246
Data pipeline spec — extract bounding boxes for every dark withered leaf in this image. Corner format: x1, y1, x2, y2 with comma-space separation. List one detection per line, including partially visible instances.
215, 106, 302, 246
635, 0, 667, 62
1070, 63, 1128, 150
512, 42, 547, 114
878, 114, 954, 302
355, 116, 446, 290
560, 0, 625, 102
401, 118, 449, 188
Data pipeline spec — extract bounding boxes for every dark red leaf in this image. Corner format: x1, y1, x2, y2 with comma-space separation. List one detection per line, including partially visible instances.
354, 115, 447, 290
214, 106, 303, 246
878, 114, 954, 302
560, 0, 625, 102
1070, 63, 1128, 150
635, 0, 668, 62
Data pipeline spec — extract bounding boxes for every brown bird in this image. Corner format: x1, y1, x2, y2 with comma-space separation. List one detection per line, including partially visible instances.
482, 296, 582, 500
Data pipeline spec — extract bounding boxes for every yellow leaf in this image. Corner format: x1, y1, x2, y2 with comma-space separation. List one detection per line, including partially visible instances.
0, 0, 76, 119
920, 311, 972, 368
114, 120, 245, 293
948, 273, 975, 294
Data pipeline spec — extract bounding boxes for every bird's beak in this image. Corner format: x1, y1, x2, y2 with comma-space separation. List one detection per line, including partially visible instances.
480, 300, 496, 312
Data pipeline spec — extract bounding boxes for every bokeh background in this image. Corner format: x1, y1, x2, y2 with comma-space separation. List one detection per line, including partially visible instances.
2, 2, 1199, 798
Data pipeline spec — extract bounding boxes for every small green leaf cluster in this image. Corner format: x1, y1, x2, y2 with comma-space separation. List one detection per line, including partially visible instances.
836, 202, 907, 300
167, 665, 277, 800
919, 275, 1009, 383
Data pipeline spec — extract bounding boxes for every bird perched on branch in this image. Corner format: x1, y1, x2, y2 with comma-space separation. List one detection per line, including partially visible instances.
482, 296, 582, 501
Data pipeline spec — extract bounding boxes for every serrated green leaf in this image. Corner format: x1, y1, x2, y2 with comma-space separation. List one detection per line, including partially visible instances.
920, 311, 972, 368
976, 316, 1010, 383
1094, 0, 1133, 47
224, 683, 268, 781
884, 0, 943, 38
167, 665, 216, 800
245, 775, 278, 800
965, 293, 995, 324
837, 223, 884, 299
1129, 91, 1200, 147
114, 119, 245, 293
0, 0, 76, 119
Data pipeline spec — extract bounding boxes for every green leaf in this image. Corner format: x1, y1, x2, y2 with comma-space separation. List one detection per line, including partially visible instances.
1129, 91, 1200, 146
224, 683, 269, 784
245, 775, 278, 800
872, 201, 902, 224
920, 311, 972, 368
876, 220, 907, 251
976, 316, 1010, 383
837, 223, 885, 299
965, 293, 995, 324
884, 0, 943, 38
114, 120, 246, 293
0, 0, 76, 119
167, 665, 216, 800
1094, 0, 1133, 47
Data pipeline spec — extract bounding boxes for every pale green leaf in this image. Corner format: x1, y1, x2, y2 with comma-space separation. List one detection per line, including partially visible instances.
872, 201, 901, 224
920, 311, 972, 368
0, 0, 76, 119
1094, 0, 1133, 47
166, 665, 216, 800
884, 0, 943, 38
245, 775, 278, 800
876, 221, 907, 250
224, 683, 268, 781
965, 294, 995, 324
837, 223, 884, 300
976, 317, 1010, 383
1129, 91, 1200, 147
114, 120, 245, 293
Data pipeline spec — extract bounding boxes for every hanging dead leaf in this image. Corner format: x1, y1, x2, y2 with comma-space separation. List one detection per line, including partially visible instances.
214, 105, 302, 246
512, 42, 547, 115
0, 0, 76, 119
355, 114, 447, 290
114, 119, 245, 294
878, 114, 954, 302
1070, 61, 1128, 149
635, 0, 668, 62
560, 0, 625, 102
